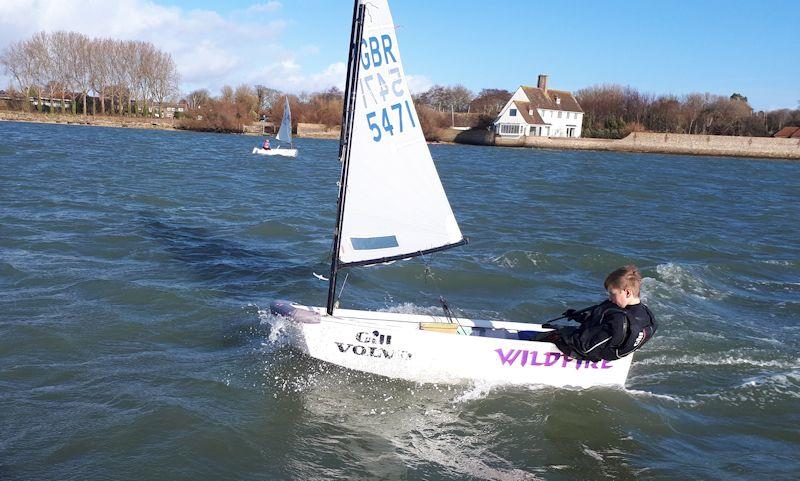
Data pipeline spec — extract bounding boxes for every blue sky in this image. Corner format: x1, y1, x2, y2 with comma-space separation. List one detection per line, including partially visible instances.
1, 0, 798, 110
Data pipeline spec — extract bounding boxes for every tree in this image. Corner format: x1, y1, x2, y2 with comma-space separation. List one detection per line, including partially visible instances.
185, 89, 211, 110
255, 84, 280, 113
470, 88, 511, 115
150, 50, 179, 116
234, 84, 258, 119
0, 40, 35, 111
220, 85, 234, 103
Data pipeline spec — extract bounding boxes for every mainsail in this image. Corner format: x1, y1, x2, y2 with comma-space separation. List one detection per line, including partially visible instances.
335, 0, 464, 268
276, 97, 292, 144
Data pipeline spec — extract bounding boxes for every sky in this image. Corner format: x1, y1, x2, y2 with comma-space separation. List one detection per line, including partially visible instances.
1, 0, 798, 111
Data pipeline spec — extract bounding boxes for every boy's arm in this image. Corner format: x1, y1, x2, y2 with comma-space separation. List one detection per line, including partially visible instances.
566, 302, 604, 324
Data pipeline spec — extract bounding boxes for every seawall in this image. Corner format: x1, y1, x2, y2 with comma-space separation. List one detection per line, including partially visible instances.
439, 128, 800, 160
0, 110, 178, 130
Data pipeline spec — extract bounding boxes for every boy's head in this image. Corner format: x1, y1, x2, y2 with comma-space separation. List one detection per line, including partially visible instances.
604, 265, 642, 307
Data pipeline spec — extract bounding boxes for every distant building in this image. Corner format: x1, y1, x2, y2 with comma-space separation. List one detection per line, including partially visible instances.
774, 126, 800, 138
152, 103, 185, 118
493, 75, 584, 138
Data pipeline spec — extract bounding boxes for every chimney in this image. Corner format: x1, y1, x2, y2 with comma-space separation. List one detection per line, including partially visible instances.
537, 74, 548, 92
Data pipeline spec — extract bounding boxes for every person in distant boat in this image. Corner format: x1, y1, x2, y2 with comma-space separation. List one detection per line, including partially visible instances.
523, 265, 658, 361
263, 139, 271, 150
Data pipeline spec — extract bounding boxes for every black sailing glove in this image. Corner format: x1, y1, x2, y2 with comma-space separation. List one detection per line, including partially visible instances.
562, 309, 577, 320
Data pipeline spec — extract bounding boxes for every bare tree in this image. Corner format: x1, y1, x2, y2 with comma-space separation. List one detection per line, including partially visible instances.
234, 84, 258, 119
220, 85, 234, 103
470, 88, 511, 115
186, 88, 211, 110
90, 39, 113, 115
255, 85, 281, 114
0, 40, 35, 111
150, 51, 179, 116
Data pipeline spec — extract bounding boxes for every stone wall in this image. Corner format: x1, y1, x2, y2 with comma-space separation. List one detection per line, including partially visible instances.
445, 127, 800, 160
437, 128, 495, 145
297, 122, 339, 138
0, 110, 177, 130
616, 132, 800, 159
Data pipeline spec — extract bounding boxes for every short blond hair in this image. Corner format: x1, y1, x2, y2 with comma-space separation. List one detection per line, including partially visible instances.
604, 265, 642, 296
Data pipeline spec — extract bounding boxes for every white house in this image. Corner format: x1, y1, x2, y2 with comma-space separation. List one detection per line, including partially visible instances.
493, 75, 584, 138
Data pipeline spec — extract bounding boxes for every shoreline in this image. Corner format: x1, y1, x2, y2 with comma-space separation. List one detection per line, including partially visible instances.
0, 110, 342, 139
4, 110, 798, 159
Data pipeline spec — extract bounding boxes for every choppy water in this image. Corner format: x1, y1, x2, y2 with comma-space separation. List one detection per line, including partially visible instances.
1, 120, 798, 480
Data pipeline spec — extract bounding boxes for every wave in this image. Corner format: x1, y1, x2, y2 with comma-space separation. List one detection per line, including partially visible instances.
488, 250, 557, 270
696, 369, 800, 405
246, 219, 300, 238
625, 388, 699, 406
653, 262, 729, 301
636, 353, 798, 369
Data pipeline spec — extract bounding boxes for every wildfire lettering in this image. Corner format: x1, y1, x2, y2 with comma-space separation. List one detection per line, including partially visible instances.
495, 348, 613, 370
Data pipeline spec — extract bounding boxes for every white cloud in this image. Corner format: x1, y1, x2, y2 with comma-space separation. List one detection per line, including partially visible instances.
406, 74, 433, 94
245, 60, 346, 93
247, 1, 283, 13
0, 0, 348, 97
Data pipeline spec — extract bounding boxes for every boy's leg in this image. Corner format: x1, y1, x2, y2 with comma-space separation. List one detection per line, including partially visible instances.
519, 326, 575, 343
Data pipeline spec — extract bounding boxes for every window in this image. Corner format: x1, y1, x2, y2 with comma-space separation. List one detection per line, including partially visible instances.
567, 126, 576, 137
510, 108, 517, 117
499, 124, 522, 135
558, 111, 562, 118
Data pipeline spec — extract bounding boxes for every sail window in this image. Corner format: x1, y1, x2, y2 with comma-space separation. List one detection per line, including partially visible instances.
351, 235, 400, 250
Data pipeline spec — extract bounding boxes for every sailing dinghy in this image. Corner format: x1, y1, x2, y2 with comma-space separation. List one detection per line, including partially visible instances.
270, 0, 633, 388
253, 97, 298, 157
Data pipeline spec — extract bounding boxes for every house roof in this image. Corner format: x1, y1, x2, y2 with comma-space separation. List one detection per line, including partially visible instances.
521, 86, 583, 113
774, 126, 800, 138
513, 101, 547, 124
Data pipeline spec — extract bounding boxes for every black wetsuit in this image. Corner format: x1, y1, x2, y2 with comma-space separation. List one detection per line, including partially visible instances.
551, 300, 657, 362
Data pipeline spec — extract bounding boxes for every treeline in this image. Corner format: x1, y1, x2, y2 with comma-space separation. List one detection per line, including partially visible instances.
576, 85, 800, 138
4, 31, 799, 138
177, 85, 345, 133
0, 31, 179, 116
412, 83, 800, 139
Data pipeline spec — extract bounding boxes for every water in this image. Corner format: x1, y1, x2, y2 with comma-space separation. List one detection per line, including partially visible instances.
1, 121, 798, 480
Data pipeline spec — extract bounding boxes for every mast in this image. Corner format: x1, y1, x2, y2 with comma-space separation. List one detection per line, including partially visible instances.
327, 0, 365, 315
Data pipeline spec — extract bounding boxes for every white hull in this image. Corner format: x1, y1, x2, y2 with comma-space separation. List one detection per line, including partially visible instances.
270, 301, 633, 388
252, 147, 298, 157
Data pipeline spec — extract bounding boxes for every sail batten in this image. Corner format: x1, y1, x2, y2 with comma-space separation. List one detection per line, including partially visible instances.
337, 0, 464, 267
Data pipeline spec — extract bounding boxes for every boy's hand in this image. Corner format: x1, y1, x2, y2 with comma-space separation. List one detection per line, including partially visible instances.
562, 309, 577, 319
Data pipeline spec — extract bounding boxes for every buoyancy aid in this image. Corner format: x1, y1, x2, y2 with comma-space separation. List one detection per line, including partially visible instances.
611, 304, 658, 359
562, 301, 658, 361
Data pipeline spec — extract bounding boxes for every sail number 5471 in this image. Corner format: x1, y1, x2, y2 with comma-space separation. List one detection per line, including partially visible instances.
366, 101, 417, 142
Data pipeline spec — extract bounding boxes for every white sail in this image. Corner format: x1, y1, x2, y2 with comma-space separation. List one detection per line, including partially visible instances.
276, 97, 292, 144
338, 0, 463, 266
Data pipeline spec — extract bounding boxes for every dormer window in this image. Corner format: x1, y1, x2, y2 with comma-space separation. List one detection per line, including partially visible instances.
510, 108, 517, 117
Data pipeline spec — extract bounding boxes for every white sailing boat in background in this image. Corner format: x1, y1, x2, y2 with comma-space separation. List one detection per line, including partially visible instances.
270, 0, 633, 388
253, 97, 298, 157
